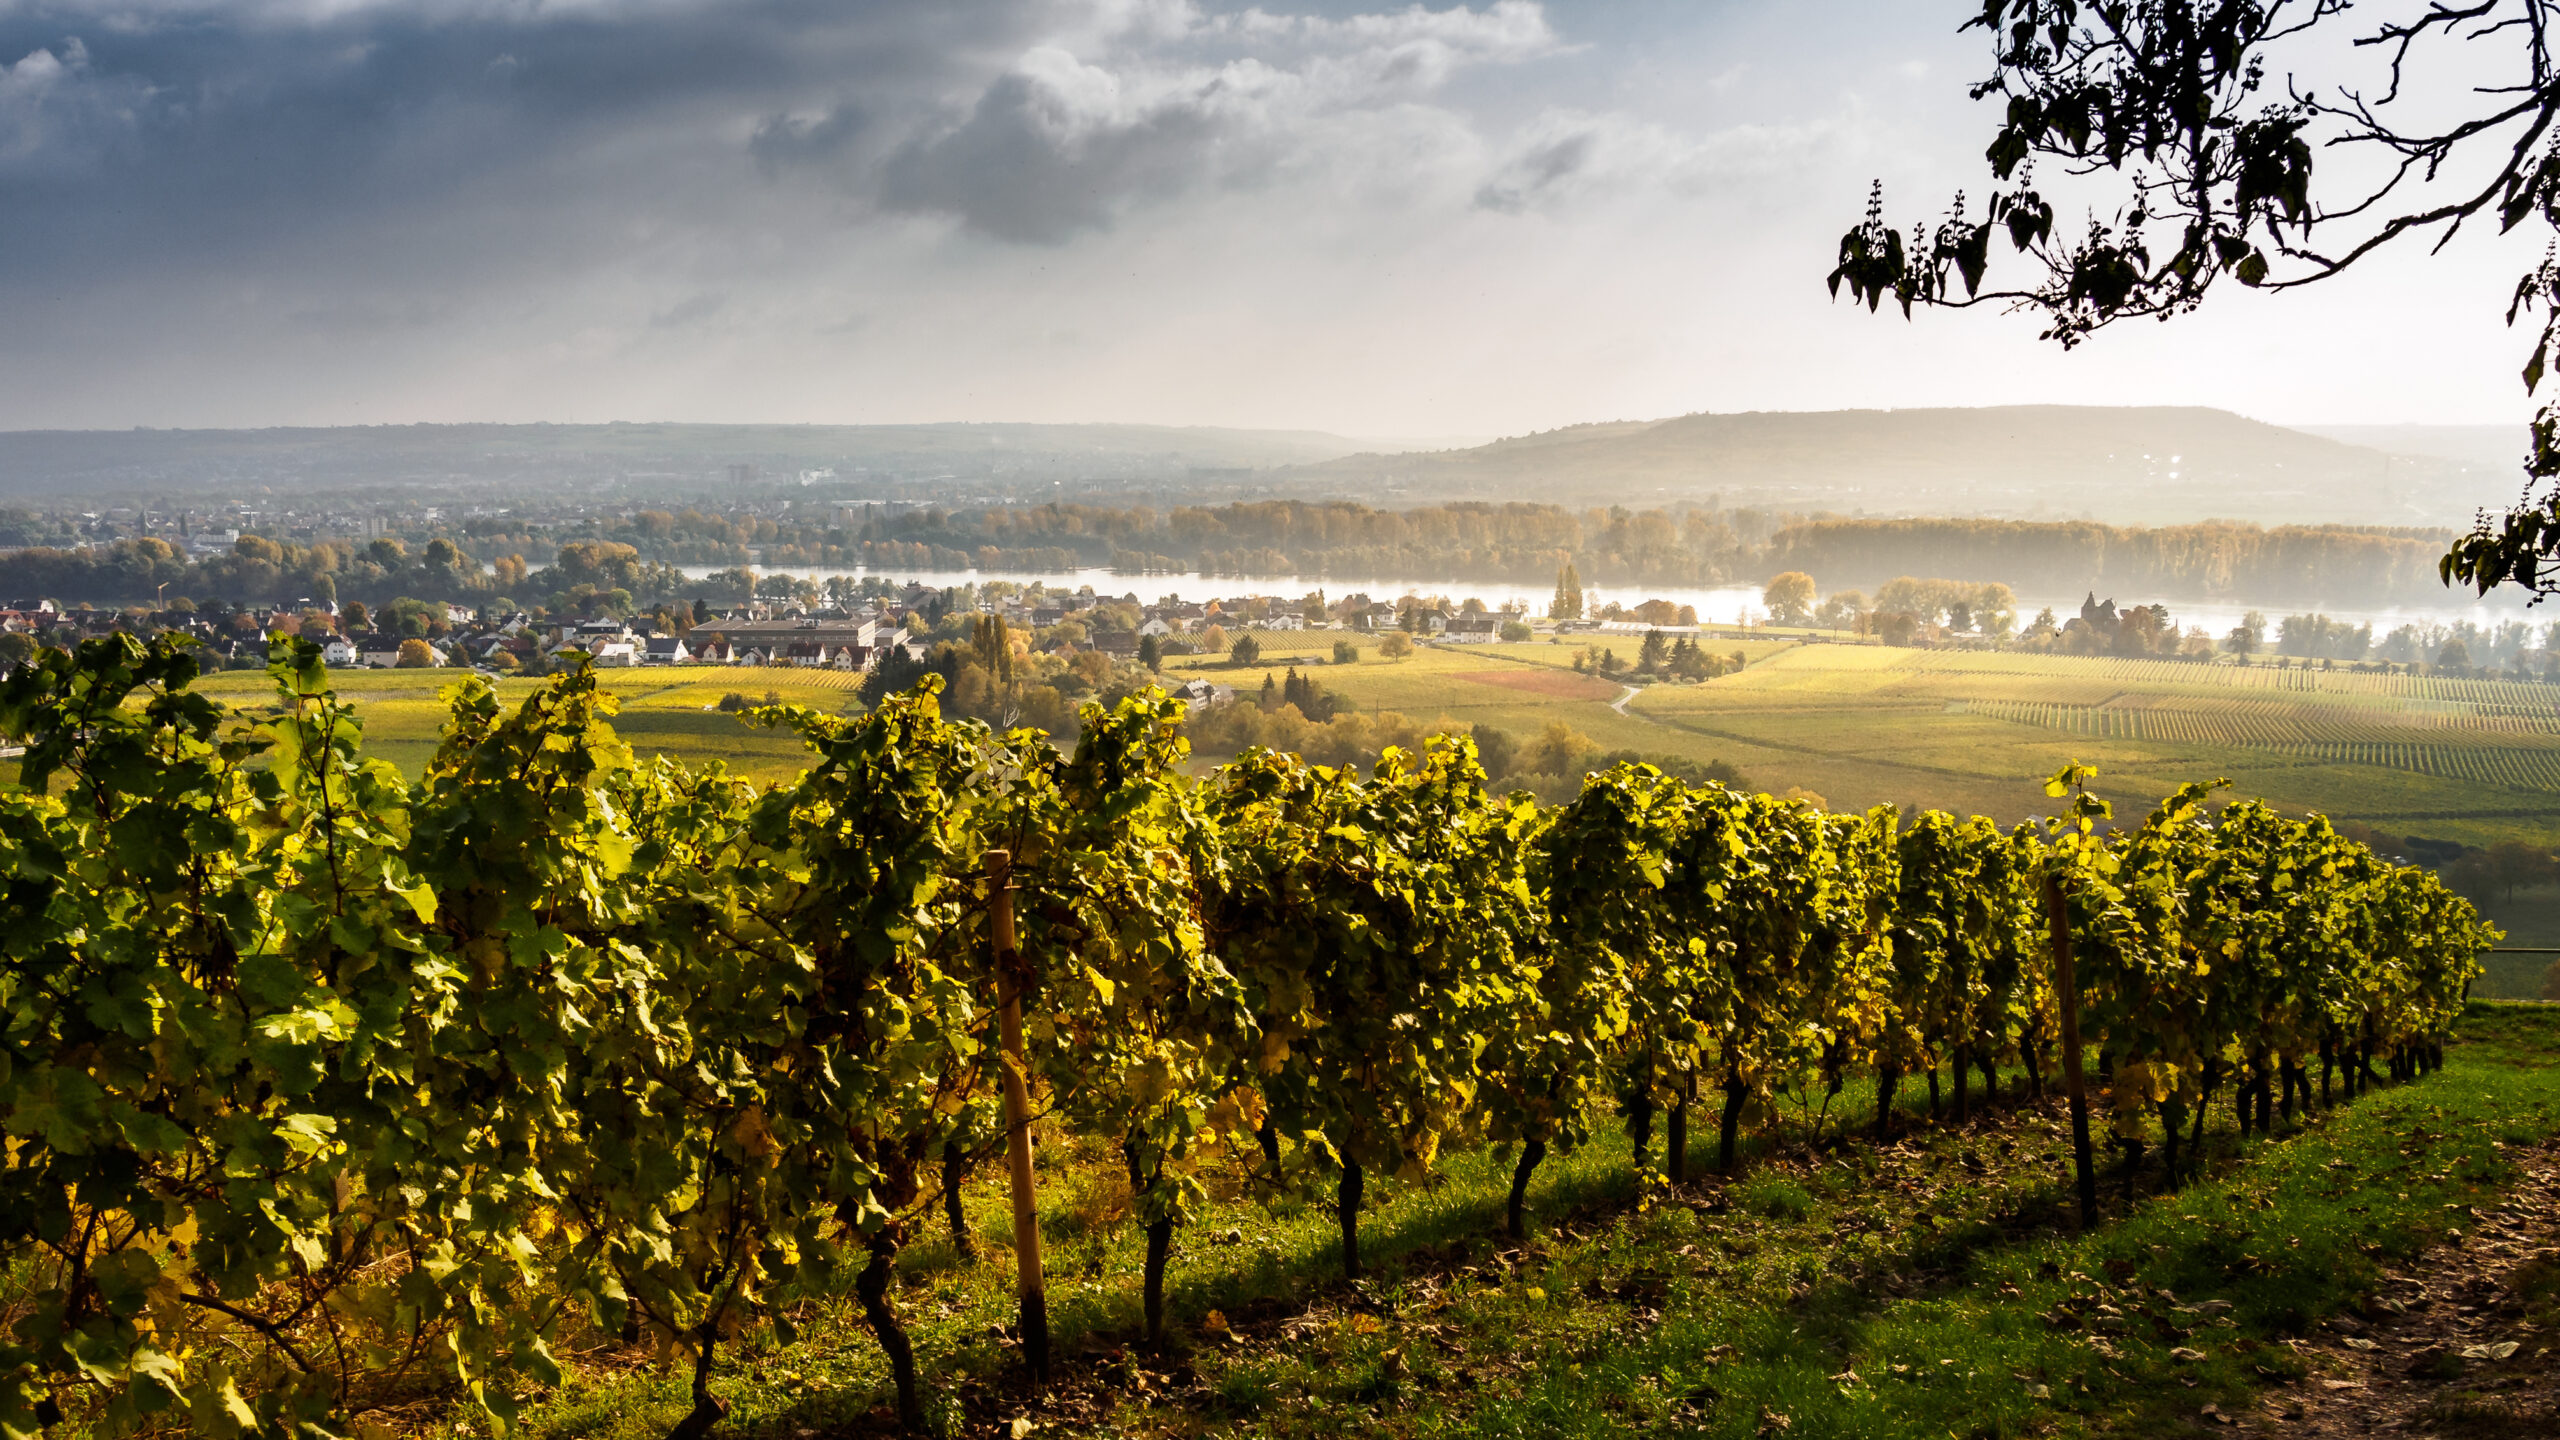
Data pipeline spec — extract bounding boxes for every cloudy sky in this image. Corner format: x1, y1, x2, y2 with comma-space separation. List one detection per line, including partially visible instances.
0, 0, 2535, 436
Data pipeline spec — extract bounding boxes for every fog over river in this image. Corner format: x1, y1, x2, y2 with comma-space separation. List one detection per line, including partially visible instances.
686, 563, 2540, 643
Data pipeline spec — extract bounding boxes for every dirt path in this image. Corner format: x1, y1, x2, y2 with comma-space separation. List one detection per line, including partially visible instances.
1609, 685, 1652, 722
2251, 1141, 2559, 1435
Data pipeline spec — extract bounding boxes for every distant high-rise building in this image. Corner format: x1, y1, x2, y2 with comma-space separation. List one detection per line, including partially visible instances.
724, 463, 755, 486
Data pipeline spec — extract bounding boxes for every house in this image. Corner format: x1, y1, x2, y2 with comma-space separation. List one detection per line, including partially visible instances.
443, 603, 475, 624
1090, 631, 1140, 658
691, 638, 734, 664
644, 636, 691, 664
357, 637, 405, 668
322, 638, 360, 666
1349, 603, 1401, 632
1138, 617, 1176, 638
1265, 614, 1306, 632
589, 639, 642, 667
1442, 613, 1502, 644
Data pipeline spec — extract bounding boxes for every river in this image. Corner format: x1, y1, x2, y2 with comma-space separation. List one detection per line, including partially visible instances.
680, 562, 2540, 641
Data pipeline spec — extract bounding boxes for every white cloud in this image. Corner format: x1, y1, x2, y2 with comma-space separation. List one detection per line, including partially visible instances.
0, 36, 153, 177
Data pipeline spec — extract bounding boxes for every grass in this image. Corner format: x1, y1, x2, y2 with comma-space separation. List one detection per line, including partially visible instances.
452, 1004, 2560, 1440
1627, 646, 2560, 847
184, 666, 865, 782
187, 638, 2560, 845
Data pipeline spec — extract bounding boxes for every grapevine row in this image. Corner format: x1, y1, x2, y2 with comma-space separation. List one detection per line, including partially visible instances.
0, 637, 2490, 1438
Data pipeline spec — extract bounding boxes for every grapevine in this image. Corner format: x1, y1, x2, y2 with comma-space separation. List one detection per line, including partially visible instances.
0, 644, 2492, 1439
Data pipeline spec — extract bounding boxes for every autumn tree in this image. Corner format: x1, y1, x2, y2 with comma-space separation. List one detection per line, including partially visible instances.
1763, 571, 1816, 626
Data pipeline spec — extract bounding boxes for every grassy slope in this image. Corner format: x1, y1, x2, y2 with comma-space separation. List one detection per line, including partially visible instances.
1193, 642, 2560, 848
486, 1005, 2560, 1440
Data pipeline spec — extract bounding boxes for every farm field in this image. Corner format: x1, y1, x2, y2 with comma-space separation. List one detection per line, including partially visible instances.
1179, 639, 2560, 850
1622, 645, 2560, 849
190, 636, 2560, 852
185, 665, 867, 782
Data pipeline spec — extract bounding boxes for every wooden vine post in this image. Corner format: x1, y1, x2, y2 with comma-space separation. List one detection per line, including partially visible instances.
2043, 871, 2099, 1229
987, 850, 1051, 1383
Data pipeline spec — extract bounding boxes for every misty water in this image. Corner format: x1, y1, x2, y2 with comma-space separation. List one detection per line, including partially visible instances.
687, 563, 2538, 641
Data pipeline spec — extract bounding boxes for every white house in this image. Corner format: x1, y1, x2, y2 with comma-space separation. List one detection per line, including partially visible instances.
644, 636, 691, 665
322, 638, 360, 666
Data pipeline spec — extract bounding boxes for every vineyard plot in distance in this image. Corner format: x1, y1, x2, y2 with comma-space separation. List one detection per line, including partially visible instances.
1621, 643, 2560, 850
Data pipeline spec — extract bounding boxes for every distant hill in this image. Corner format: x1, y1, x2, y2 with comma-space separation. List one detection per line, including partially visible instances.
0, 422, 1378, 502
1289, 406, 2519, 528
0, 410, 2531, 528
2294, 423, 2526, 472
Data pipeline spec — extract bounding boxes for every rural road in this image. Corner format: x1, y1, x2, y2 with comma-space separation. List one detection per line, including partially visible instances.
1610, 685, 1654, 723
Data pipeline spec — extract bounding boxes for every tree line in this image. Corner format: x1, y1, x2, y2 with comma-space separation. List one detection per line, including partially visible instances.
0, 504, 2479, 615
0, 634, 2488, 1439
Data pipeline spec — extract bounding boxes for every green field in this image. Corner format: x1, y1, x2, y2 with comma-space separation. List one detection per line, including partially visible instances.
195, 637, 2560, 853
185, 666, 870, 783
1178, 639, 2560, 851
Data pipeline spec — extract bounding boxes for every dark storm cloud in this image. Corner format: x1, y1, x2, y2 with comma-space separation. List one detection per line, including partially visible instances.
878, 66, 1238, 245
0, 0, 1569, 284
0, 0, 1041, 281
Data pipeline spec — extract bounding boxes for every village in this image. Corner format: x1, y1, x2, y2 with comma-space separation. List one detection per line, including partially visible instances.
0, 582, 1616, 675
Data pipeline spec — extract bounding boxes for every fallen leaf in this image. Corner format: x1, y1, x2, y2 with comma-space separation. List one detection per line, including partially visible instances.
2460, 1341, 2522, 1362
2343, 1337, 2378, 1350
2170, 1347, 2206, 1362
1008, 1420, 1034, 1440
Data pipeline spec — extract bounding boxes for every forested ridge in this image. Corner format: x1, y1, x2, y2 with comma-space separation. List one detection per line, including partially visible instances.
0, 501, 2467, 612
0, 632, 2489, 1438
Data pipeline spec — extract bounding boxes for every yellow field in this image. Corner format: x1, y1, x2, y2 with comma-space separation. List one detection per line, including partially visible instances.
175, 640, 2560, 851
186, 666, 864, 783
1624, 645, 2560, 846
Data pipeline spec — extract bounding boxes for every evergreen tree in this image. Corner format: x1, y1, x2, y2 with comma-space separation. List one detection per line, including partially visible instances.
1259, 672, 1280, 711
1638, 629, 1668, 673
1138, 632, 1162, 672
1552, 563, 1584, 621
